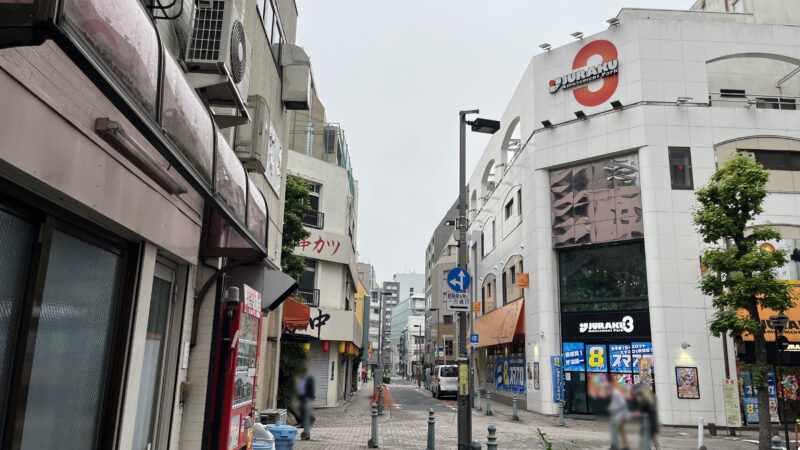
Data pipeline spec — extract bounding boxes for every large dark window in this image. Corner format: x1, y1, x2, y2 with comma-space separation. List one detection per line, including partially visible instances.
558, 241, 648, 311
669, 148, 693, 190
748, 150, 800, 172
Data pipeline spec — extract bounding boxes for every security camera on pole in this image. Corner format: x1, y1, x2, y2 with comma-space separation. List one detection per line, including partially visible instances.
455, 110, 500, 449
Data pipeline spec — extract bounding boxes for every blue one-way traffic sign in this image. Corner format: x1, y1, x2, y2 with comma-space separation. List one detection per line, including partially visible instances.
447, 267, 471, 292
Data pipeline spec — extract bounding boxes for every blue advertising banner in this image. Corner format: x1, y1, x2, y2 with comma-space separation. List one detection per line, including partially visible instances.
494, 356, 526, 394
562, 342, 585, 371
585, 344, 607, 373
631, 342, 653, 372
551, 356, 565, 403
609, 344, 632, 373
741, 371, 780, 424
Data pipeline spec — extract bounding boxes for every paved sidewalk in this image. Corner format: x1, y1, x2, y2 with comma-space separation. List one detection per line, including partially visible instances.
294, 380, 760, 449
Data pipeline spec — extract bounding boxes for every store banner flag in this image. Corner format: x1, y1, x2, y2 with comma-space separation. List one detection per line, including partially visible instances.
609, 344, 632, 373
551, 356, 565, 403
562, 342, 585, 371
741, 370, 780, 424
494, 356, 526, 394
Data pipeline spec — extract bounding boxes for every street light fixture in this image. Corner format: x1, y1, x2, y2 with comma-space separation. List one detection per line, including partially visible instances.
458, 109, 500, 449
768, 313, 790, 447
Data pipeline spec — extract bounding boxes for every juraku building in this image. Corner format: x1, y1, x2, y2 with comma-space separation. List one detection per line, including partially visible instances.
461, 0, 800, 426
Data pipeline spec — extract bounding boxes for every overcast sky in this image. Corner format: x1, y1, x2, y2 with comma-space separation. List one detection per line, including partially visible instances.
295, 0, 696, 283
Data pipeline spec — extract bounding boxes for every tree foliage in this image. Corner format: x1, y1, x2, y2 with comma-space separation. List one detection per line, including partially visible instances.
281, 175, 311, 280
693, 154, 795, 448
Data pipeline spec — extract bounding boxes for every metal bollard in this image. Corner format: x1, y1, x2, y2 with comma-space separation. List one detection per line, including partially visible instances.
771, 436, 783, 450
610, 418, 619, 449
471, 441, 482, 449
512, 396, 519, 421
378, 386, 384, 416
476, 389, 482, 411
487, 425, 498, 450
641, 413, 650, 450
368, 402, 379, 448
558, 402, 565, 427
697, 417, 704, 449
485, 391, 493, 416
427, 408, 435, 450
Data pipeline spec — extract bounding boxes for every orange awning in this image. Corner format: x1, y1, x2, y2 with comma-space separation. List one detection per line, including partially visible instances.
740, 284, 800, 342
283, 298, 310, 331
472, 298, 524, 347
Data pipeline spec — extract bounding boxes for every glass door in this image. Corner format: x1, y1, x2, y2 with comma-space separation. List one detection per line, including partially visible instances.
133, 262, 176, 450
20, 229, 124, 449
0, 207, 35, 444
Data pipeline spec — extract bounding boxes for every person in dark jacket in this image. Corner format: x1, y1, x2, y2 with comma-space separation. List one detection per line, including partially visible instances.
297, 369, 315, 440
633, 385, 660, 449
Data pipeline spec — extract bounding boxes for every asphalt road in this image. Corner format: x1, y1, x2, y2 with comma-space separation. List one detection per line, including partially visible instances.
388, 379, 457, 413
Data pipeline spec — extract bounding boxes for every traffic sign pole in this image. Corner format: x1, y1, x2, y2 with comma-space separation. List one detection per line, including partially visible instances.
456, 110, 477, 450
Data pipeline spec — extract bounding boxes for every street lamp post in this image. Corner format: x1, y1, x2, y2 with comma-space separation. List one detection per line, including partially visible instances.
457, 110, 500, 449
414, 324, 422, 387
768, 313, 790, 448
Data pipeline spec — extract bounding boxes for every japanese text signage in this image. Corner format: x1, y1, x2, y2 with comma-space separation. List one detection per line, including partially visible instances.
444, 292, 470, 312
494, 356, 526, 394
551, 356, 565, 403
609, 344, 632, 373
562, 342, 585, 371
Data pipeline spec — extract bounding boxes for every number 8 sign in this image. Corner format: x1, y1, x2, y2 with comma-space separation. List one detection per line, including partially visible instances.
585, 344, 607, 372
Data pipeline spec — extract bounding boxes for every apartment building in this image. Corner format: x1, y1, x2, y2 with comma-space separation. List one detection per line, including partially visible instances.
424, 202, 460, 365
460, 0, 800, 425
286, 89, 362, 407
0, 0, 310, 448
390, 293, 426, 375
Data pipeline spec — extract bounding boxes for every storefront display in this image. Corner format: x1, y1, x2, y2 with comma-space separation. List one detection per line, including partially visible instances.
741, 370, 780, 424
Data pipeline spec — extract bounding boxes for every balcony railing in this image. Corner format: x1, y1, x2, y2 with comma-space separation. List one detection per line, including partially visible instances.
295, 288, 320, 307
302, 210, 324, 229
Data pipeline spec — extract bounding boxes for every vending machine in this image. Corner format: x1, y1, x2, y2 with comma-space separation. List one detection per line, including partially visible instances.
218, 284, 263, 450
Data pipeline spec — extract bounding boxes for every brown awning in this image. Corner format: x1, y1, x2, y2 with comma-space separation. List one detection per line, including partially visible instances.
283, 298, 311, 331
472, 299, 524, 347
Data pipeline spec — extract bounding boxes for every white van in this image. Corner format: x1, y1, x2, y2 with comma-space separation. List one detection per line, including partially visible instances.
431, 365, 458, 399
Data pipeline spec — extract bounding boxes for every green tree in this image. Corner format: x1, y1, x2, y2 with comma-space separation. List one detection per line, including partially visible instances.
693, 154, 795, 448
281, 175, 311, 279
277, 175, 311, 412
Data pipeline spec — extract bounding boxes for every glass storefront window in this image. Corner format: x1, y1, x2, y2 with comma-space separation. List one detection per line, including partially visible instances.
20, 230, 123, 449
0, 207, 35, 443
558, 241, 648, 309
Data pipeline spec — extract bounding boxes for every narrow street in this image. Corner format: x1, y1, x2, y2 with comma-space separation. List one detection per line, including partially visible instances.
295, 379, 761, 449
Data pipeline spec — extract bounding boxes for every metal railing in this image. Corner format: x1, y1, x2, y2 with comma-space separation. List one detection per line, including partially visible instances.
295, 289, 320, 307
302, 210, 324, 229
709, 92, 799, 110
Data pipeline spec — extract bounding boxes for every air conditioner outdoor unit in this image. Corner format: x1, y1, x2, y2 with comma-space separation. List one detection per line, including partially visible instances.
280, 43, 311, 110
234, 95, 270, 173
183, 0, 251, 128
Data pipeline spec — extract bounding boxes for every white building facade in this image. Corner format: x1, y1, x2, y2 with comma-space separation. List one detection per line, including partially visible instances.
289, 129, 362, 407
465, 1, 800, 426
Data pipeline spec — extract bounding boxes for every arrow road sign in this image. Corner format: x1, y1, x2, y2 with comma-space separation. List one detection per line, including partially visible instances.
447, 267, 471, 293
445, 292, 470, 312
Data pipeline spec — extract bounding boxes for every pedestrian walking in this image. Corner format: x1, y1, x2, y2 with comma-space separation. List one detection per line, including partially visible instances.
608, 382, 632, 450
633, 385, 660, 449
297, 369, 316, 440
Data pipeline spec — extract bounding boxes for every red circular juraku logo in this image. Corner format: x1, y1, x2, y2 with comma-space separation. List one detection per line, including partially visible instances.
549, 40, 620, 107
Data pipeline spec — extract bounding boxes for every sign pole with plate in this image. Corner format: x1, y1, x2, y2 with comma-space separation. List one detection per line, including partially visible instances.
446, 266, 471, 449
